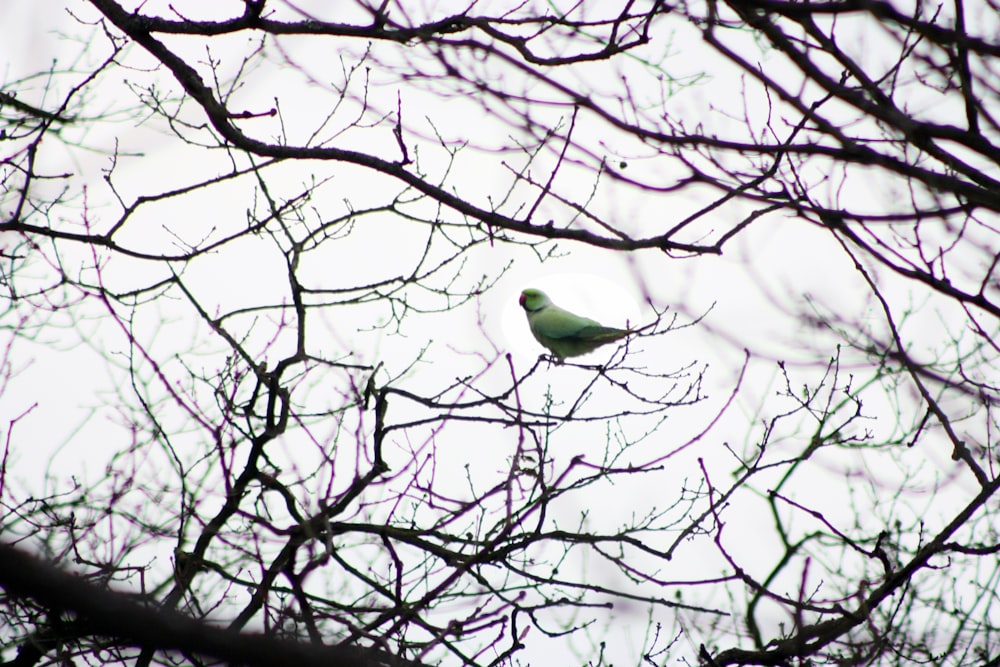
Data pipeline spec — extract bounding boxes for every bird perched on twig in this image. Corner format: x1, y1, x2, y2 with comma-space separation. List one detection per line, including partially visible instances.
519, 288, 634, 360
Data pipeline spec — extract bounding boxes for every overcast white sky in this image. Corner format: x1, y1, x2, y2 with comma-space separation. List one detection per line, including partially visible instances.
2, 1, 992, 665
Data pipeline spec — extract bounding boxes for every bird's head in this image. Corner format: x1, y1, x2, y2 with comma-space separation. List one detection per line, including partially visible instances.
519, 288, 550, 312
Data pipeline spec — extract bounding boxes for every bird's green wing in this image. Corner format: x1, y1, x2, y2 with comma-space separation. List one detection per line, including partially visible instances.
574, 325, 631, 341
531, 307, 605, 339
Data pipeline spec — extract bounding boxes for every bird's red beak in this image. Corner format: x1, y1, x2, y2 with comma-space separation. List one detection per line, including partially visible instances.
518, 293, 527, 307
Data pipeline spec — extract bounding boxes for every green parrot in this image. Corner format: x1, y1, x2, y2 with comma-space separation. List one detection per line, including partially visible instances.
519, 288, 633, 360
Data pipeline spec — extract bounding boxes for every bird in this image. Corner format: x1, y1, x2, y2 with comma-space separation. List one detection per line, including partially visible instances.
519, 288, 634, 360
